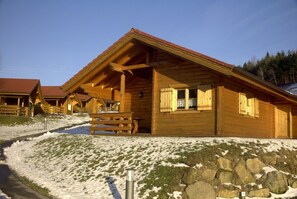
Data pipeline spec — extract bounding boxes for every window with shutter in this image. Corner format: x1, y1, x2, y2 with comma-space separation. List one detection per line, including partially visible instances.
160, 85, 212, 112
239, 92, 259, 117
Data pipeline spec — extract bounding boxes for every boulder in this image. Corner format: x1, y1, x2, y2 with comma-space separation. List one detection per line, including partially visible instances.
182, 168, 200, 185
246, 158, 266, 174
218, 189, 239, 198
218, 157, 233, 171
248, 188, 270, 198
291, 181, 297, 188
202, 169, 217, 182
261, 153, 278, 165
219, 171, 233, 184
263, 171, 288, 194
235, 160, 256, 184
185, 181, 216, 199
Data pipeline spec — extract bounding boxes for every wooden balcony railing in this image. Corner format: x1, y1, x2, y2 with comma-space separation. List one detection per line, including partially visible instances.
0, 105, 28, 116
89, 112, 133, 134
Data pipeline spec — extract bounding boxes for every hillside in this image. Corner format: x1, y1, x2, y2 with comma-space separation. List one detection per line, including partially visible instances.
4, 124, 297, 199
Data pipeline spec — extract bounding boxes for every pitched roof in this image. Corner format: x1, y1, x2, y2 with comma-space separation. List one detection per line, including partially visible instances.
41, 86, 68, 98
0, 78, 40, 95
76, 93, 91, 102
61, 28, 297, 104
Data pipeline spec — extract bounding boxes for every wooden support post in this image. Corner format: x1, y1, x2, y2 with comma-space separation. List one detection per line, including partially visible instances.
120, 73, 125, 112
17, 98, 20, 116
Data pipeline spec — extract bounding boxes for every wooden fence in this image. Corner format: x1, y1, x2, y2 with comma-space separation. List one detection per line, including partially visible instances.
42, 106, 64, 114
0, 105, 28, 116
89, 112, 133, 134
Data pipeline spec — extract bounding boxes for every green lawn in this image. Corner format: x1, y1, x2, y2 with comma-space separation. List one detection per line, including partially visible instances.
0, 115, 33, 125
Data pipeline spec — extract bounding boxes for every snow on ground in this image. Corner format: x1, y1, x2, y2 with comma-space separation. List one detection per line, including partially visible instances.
1, 117, 297, 199
0, 114, 89, 141
0, 190, 10, 199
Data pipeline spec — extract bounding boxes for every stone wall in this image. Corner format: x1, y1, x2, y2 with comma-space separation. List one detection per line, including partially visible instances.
180, 151, 297, 199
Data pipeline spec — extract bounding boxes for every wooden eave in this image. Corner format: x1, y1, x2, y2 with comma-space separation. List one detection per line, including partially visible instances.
0, 92, 31, 96
62, 28, 297, 105
231, 67, 297, 104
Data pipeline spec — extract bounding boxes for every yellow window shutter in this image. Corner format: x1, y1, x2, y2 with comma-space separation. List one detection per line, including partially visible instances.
254, 98, 259, 117
239, 93, 247, 114
160, 88, 176, 112
248, 98, 255, 116
197, 85, 212, 111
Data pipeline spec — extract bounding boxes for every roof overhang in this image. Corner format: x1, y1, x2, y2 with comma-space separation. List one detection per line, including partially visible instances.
61, 28, 297, 105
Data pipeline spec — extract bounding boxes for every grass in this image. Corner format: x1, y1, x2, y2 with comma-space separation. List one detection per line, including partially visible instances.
139, 164, 186, 199
0, 115, 33, 125
10, 134, 297, 199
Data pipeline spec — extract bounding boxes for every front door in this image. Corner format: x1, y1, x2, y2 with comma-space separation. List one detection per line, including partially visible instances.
275, 105, 291, 138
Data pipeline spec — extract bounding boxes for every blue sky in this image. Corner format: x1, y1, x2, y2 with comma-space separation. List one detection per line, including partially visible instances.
0, 0, 297, 85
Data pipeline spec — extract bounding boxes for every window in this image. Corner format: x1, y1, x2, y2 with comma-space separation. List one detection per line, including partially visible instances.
189, 89, 198, 108
239, 92, 259, 117
177, 90, 186, 109
160, 85, 212, 112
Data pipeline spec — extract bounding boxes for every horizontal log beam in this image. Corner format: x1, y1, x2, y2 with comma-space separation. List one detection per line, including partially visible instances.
110, 62, 150, 73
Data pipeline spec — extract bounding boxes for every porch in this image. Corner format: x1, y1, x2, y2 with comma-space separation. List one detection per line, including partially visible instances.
0, 105, 28, 116
89, 112, 145, 134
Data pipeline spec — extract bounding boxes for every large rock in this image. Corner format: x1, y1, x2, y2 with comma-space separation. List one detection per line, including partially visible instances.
235, 160, 256, 184
219, 171, 233, 184
185, 181, 216, 199
182, 168, 200, 185
218, 157, 233, 171
261, 153, 278, 165
218, 189, 239, 198
263, 171, 288, 194
246, 158, 266, 174
202, 169, 217, 182
248, 188, 270, 198
292, 181, 297, 188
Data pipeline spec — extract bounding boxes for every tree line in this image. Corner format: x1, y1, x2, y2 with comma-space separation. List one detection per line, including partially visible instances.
241, 50, 297, 86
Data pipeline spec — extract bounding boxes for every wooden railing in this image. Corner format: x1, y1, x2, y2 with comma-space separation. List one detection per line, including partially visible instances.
0, 105, 28, 116
42, 106, 64, 114
89, 112, 133, 134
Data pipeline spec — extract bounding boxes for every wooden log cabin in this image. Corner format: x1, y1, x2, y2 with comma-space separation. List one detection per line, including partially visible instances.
0, 78, 44, 116
41, 86, 81, 115
76, 94, 99, 113
62, 28, 297, 138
